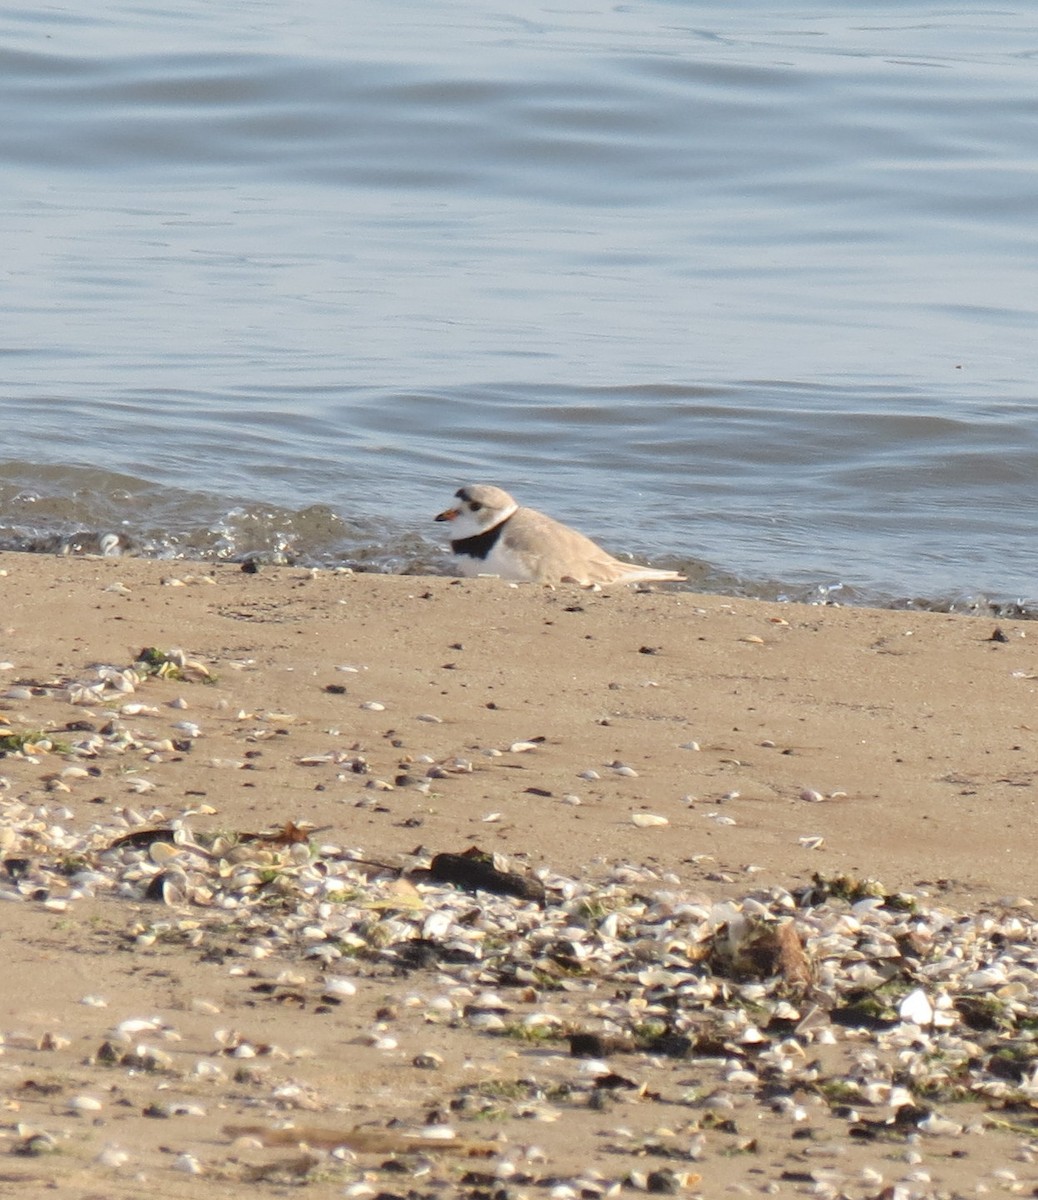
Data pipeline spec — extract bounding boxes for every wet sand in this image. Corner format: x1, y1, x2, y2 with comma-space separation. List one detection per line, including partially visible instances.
0, 552, 1035, 1197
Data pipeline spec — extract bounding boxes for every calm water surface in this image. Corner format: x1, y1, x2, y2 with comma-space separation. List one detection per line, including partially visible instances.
2, 1, 1036, 608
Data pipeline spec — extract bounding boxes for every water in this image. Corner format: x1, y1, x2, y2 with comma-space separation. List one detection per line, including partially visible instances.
2, 1, 1037, 610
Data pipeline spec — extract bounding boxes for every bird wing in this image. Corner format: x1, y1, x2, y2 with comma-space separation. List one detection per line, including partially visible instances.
502, 507, 684, 586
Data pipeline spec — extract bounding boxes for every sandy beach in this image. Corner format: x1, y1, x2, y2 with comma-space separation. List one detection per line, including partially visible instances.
0, 551, 1035, 1198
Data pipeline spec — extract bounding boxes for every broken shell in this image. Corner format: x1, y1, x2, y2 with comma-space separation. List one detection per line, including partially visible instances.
899, 988, 935, 1026
413, 1051, 444, 1069
96, 1144, 130, 1168
631, 813, 668, 828
172, 1152, 203, 1174
322, 977, 357, 998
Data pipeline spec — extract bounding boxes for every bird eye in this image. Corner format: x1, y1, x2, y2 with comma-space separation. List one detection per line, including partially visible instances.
468, 501, 482, 512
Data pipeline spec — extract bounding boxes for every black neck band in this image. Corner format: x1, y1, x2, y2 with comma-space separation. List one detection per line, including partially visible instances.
451, 516, 509, 561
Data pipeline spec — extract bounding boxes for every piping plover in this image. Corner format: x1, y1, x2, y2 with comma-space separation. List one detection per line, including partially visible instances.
435, 484, 686, 586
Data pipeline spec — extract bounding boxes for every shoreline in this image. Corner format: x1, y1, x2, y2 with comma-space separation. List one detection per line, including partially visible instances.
1, 528, 1033, 619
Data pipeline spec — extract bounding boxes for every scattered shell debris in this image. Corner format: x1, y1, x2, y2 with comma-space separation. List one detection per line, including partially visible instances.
0, 642, 1037, 1196
2, 764, 1038, 1195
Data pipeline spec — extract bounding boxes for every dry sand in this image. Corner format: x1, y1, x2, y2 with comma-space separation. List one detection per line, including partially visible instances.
0, 551, 1035, 1198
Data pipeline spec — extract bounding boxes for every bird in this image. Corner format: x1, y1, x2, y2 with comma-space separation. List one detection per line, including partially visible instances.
434, 484, 686, 587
